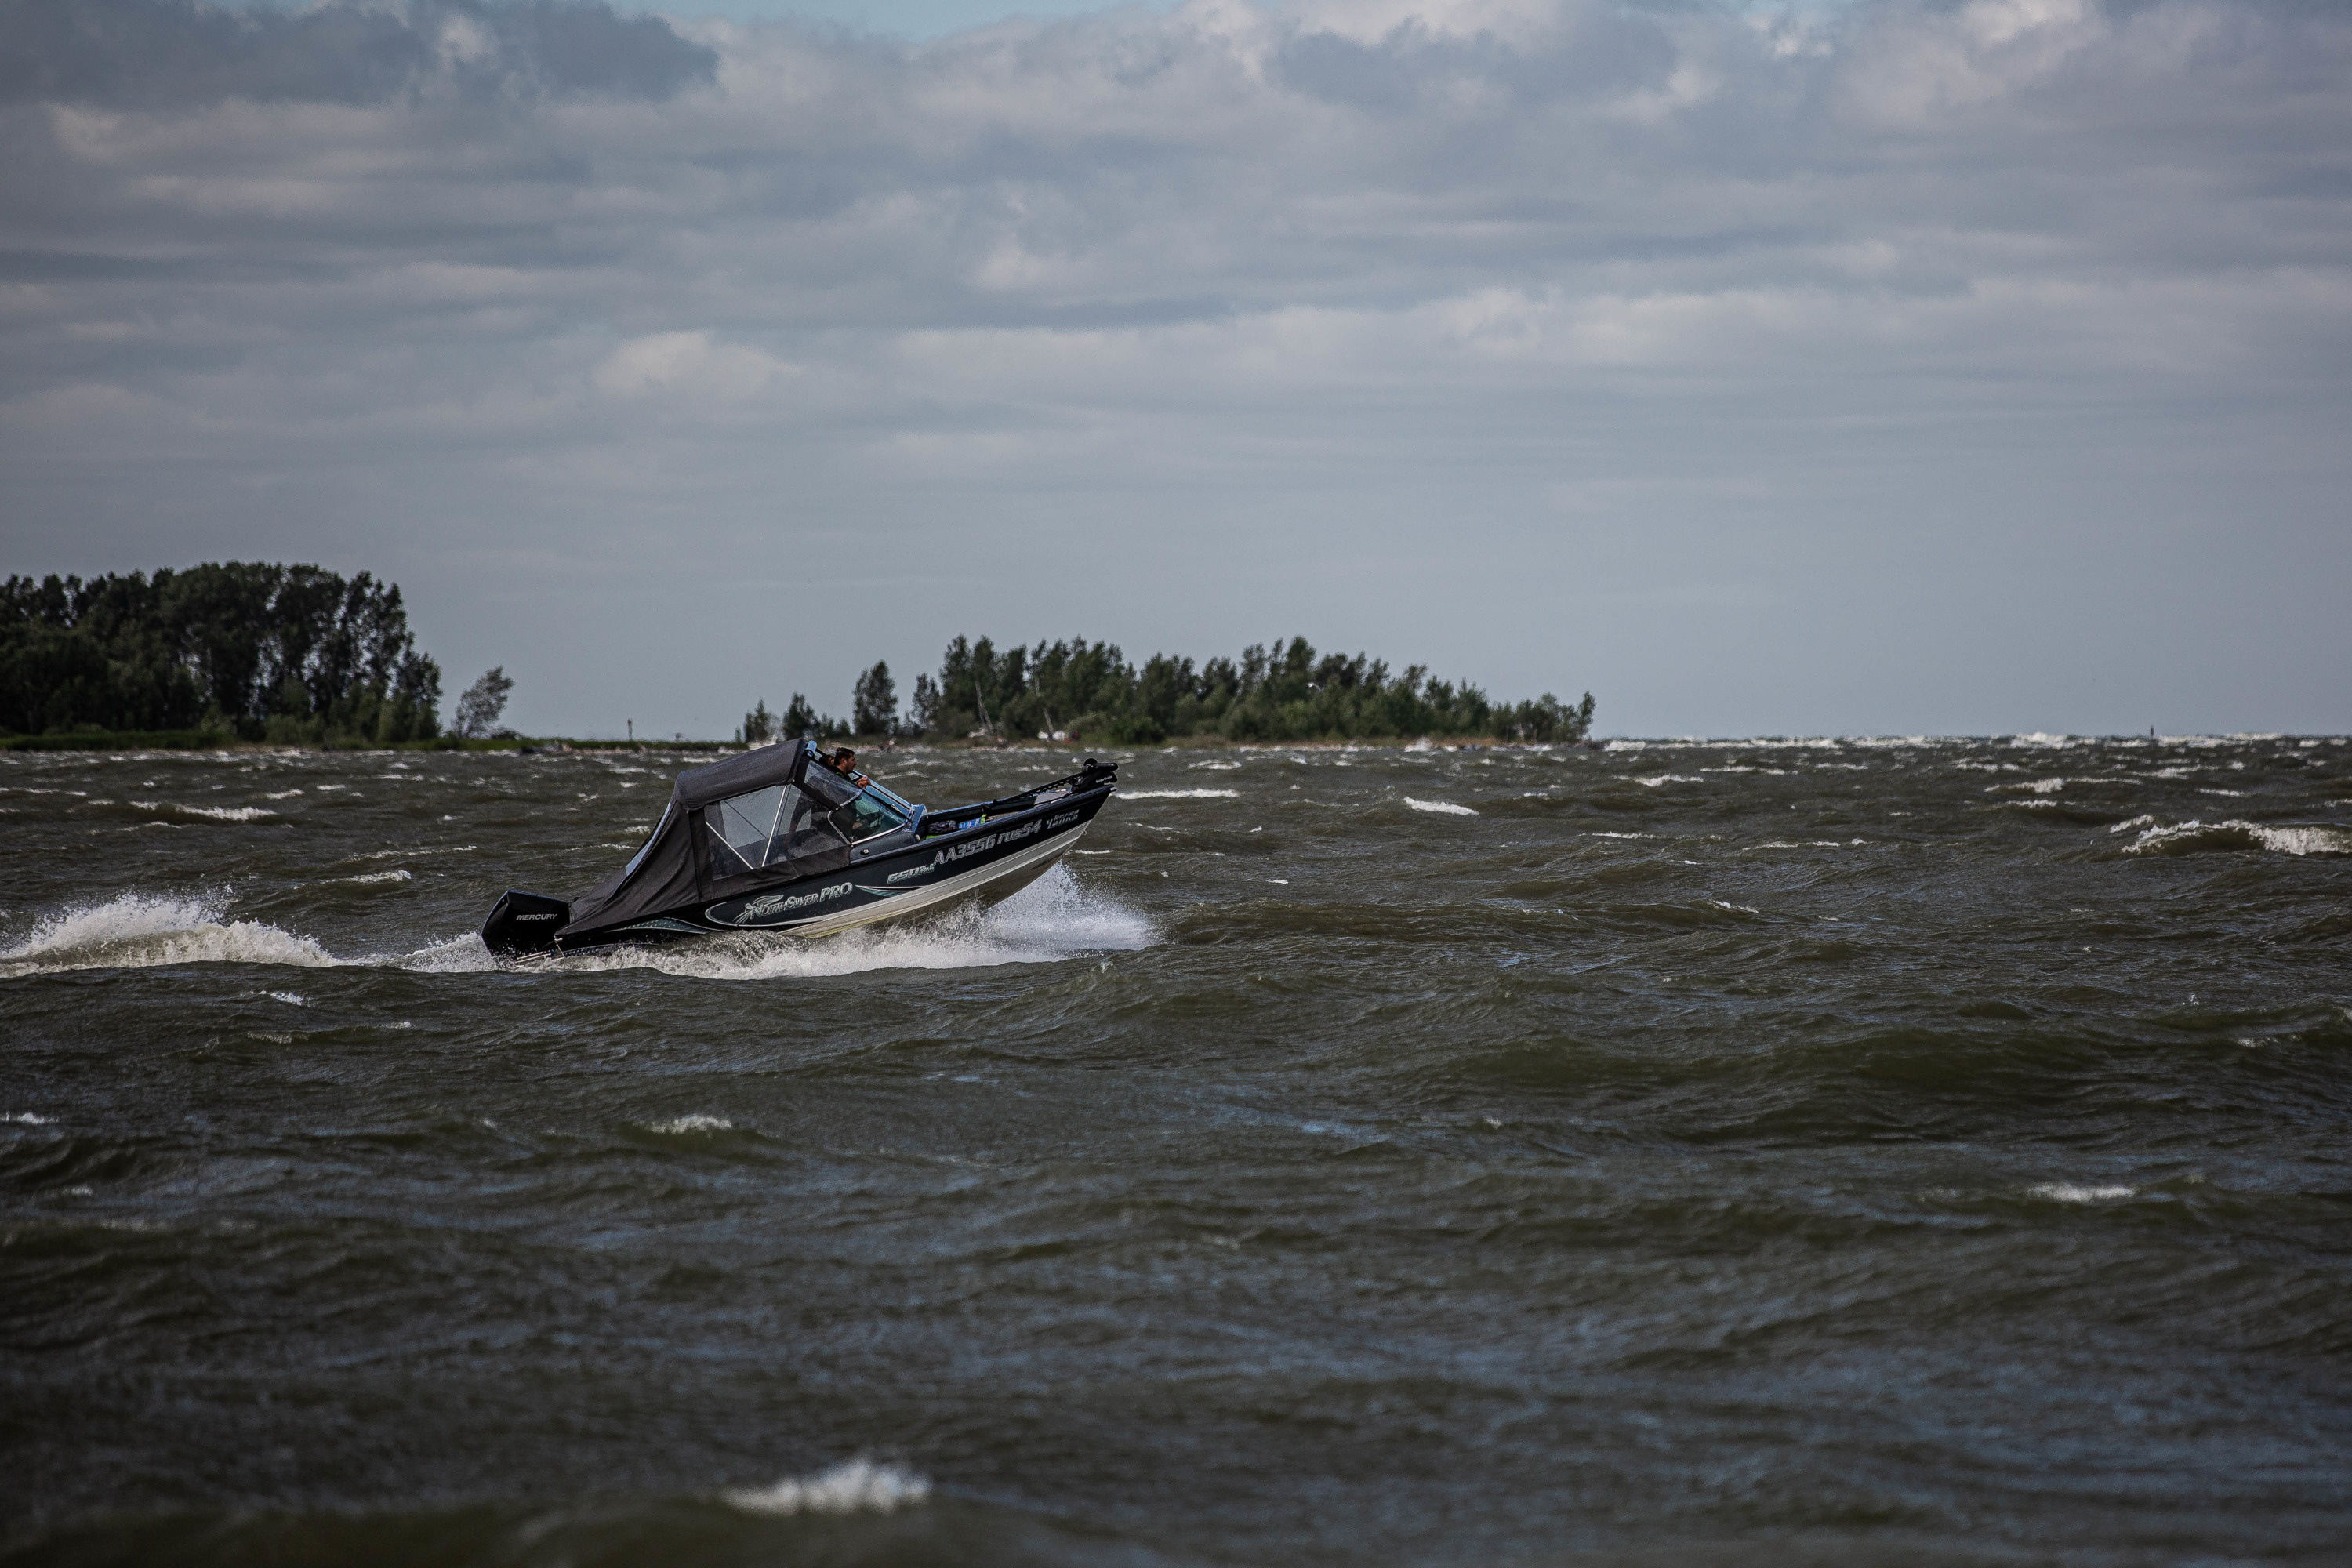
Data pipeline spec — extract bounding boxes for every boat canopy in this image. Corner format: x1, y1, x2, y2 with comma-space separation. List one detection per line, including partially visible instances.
670, 743, 808, 808
562, 741, 904, 936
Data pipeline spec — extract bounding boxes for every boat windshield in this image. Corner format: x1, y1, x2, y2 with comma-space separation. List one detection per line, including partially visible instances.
797, 762, 910, 842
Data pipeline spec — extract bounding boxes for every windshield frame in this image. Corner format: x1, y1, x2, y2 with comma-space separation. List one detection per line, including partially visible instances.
621, 801, 673, 880
797, 740, 921, 837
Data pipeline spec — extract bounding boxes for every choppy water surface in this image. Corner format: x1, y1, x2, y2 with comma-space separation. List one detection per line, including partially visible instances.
5, 736, 2350, 1566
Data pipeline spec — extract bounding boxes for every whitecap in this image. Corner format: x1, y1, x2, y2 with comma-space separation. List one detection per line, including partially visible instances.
644, 1115, 733, 1134
1404, 797, 1476, 815
331, 869, 412, 887
2028, 1183, 2136, 1203
5, 1112, 54, 1125
350, 845, 476, 861
1122, 788, 1239, 799
1632, 775, 1704, 788
724, 1459, 930, 1517
131, 801, 277, 822
2122, 819, 2352, 858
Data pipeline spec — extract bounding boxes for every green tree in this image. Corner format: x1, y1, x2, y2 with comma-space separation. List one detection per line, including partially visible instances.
455, 667, 515, 739
851, 661, 898, 737
2, 563, 442, 742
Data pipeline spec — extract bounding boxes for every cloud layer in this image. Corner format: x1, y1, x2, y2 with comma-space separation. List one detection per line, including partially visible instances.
3, 0, 2347, 735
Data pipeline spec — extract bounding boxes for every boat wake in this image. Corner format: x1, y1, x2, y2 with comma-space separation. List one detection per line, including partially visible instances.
554, 865, 1152, 980
0, 866, 1150, 981
0, 891, 334, 978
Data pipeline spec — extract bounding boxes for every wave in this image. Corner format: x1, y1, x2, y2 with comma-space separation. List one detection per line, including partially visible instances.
1123, 788, 1239, 799
0, 891, 333, 978
723, 1458, 930, 1516
2027, 1183, 2136, 1203
1986, 777, 2127, 797
641, 1114, 735, 1134
1404, 797, 1476, 815
2118, 818, 2352, 858
131, 800, 278, 822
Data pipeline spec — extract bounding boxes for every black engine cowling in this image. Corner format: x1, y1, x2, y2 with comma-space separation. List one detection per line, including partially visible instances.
481, 889, 572, 956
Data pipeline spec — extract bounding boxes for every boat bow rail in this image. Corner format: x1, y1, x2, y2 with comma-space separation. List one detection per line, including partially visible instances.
918, 756, 1118, 836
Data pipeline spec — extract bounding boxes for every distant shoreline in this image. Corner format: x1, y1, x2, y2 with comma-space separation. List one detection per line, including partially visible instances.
0, 731, 1602, 756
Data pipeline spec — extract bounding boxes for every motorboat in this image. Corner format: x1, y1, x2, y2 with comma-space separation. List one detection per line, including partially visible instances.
481, 740, 1117, 956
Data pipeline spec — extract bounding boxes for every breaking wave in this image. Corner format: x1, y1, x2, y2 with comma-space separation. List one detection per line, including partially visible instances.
131, 801, 278, 822
2028, 1184, 2136, 1203
722, 1458, 930, 1516
2117, 818, 2352, 858
0, 891, 332, 978
1404, 797, 1477, 815
1122, 788, 1239, 799
642, 1115, 734, 1134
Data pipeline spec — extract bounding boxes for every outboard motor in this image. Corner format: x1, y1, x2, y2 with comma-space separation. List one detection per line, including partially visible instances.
481, 889, 571, 956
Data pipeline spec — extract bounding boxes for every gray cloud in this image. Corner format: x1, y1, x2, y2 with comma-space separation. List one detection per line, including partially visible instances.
1, 0, 2347, 736
0, 0, 717, 107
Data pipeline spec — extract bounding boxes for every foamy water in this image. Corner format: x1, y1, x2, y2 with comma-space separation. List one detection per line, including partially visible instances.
1403, 797, 1476, 815
723, 1458, 931, 1516
0, 891, 334, 978
642, 1115, 735, 1134
0, 865, 1151, 982
553, 865, 1152, 981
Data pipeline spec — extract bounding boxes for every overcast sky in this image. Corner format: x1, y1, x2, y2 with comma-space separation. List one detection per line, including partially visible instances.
3, 0, 2347, 739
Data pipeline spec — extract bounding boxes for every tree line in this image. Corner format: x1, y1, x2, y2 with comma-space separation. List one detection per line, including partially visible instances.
1, 564, 444, 743
745, 636, 1595, 746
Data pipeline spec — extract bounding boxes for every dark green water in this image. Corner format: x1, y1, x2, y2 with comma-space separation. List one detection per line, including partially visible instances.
5, 737, 2350, 1566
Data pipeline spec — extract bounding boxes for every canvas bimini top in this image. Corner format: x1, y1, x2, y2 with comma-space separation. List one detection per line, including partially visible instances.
561, 740, 920, 940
